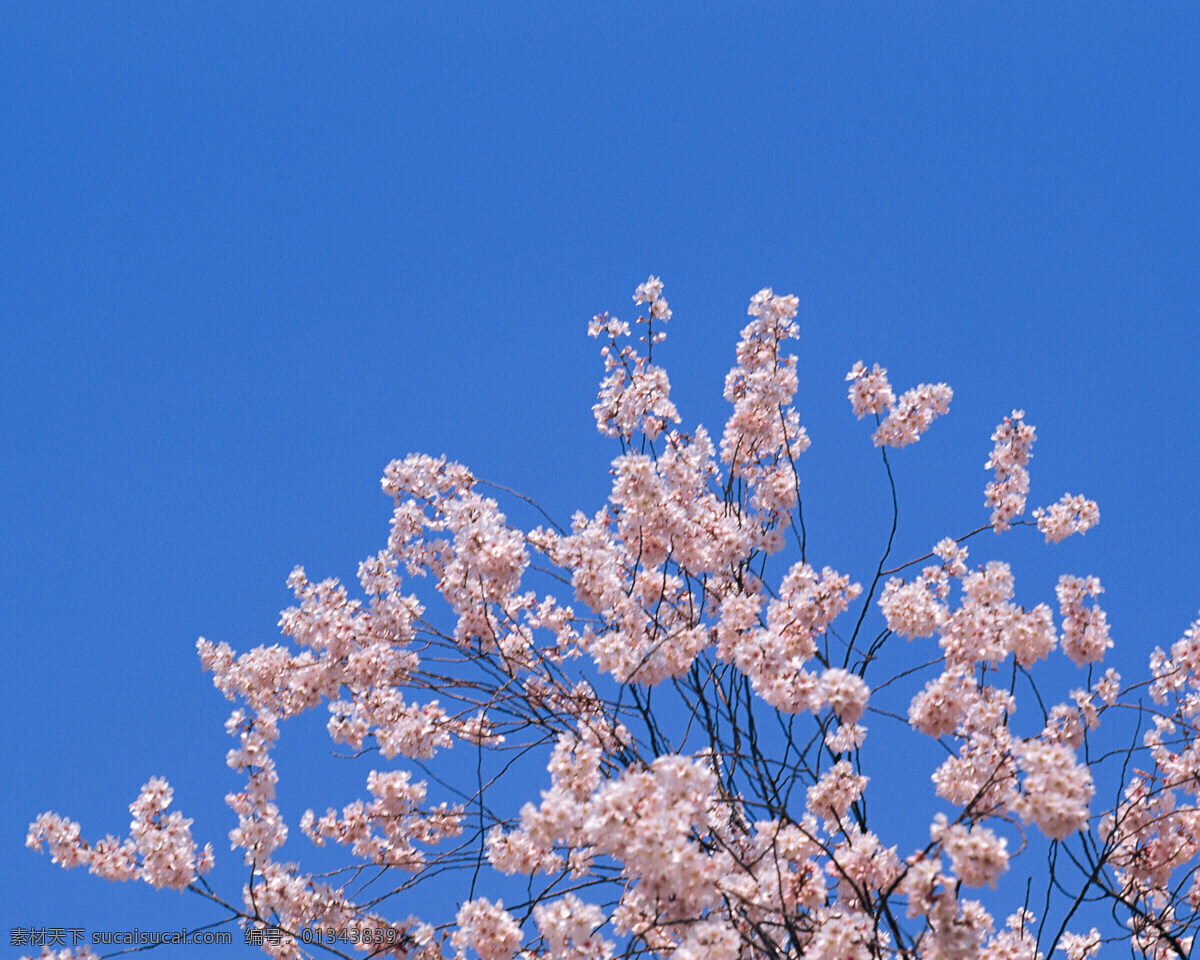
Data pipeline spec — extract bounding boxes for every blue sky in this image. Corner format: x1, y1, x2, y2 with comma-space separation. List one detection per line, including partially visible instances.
5, 3, 1199, 956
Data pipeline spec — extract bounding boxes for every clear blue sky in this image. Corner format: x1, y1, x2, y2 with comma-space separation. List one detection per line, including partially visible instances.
5, 3, 1199, 955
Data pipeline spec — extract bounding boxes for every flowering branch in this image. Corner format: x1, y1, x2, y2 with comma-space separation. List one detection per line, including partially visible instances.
29, 278, 1187, 960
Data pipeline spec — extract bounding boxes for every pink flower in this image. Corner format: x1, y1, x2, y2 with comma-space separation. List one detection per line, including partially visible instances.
984, 409, 1036, 531
1034, 493, 1100, 543
930, 814, 1009, 887
1012, 739, 1093, 839
846, 362, 895, 418
29, 779, 211, 892
807, 760, 868, 828
880, 575, 947, 638
1059, 929, 1101, 960
846, 362, 953, 447
452, 898, 524, 960
1057, 575, 1112, 666
821, 668, 870, 724
533, 894, 612, 959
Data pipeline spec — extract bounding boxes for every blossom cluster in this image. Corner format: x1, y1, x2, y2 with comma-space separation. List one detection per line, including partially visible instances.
26, 778, 213, 890
846, 361, 953, 448
984, 409, 1036, 531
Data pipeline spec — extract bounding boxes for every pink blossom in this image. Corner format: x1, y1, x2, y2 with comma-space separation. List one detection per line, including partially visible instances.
452, 898, 524, 960
930, 814, 1009, 887
720, 289, 809, 524
807, 760, 868, 829
26, 812, 91, 871
28, 779, 211, 891
846, 361, 895, 418
533, 894, 612, 960
1034, 493, 1100, 543
939, 561, 1057, 668
873, 382, 953, 448
1012, 739, 1093, 839
824, 825, 902, 903
130, 777, 210, 888
486, 825, 562, 875
806, 909, 873, 960
984, 409, 1036, 531
672, 920, 740, 960
826, 721, 868, 752
909, 667, 977, 738
1090, 671, 1120, 710
1057, 574, 1112, 665
847, 361, 952, 447
986, 910, 1043, 960
1059, 928, 1102, 960
880, 575, 947, 638
588, 280, 680, 441
821, 668, 870, 724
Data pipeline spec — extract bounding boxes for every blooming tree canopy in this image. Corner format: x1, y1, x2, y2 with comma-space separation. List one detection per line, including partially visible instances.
27, 279, 1200, 960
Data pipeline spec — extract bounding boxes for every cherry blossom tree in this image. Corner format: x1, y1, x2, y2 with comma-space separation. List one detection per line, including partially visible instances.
27, 279, 1200, 960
